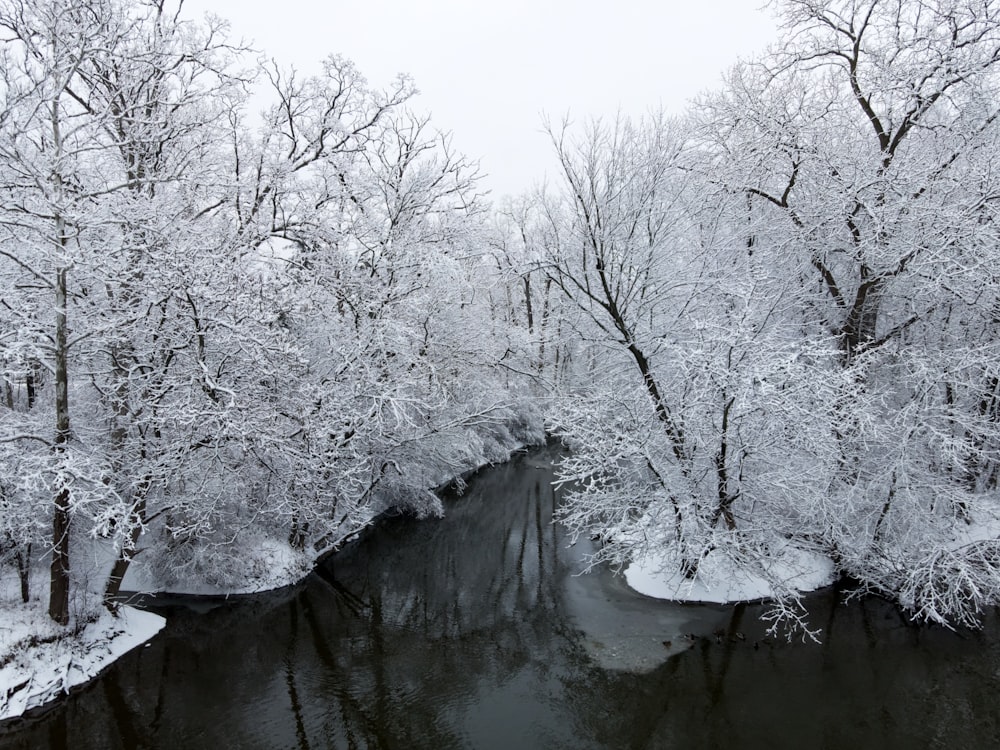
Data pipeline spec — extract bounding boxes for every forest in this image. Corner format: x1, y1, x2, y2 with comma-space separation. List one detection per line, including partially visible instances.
2, 0, 1000, 695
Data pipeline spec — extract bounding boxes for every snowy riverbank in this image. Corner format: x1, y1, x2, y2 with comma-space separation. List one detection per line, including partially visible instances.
624, 540, 837, 604
0, 432, 546, 723
0, 595, 164, 723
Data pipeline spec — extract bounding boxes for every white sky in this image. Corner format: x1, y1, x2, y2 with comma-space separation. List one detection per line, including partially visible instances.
186, 1, 779, 198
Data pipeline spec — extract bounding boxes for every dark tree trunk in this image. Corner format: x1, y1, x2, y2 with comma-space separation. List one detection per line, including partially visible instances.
103, 482, 150, 608
289, 516, 309, 551
522, 274, 534, 333
16, 544, 31, 603
626, 342, 685, 461
49, 487, 71, 625
49, 262, 71, 626
25, 366, 36, 410
710, 394, 738, 531
840, 276, 885, 362
103, 524, 143, 607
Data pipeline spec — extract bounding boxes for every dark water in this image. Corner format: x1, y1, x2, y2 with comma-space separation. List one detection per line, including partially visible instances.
3, 444, 1000, 749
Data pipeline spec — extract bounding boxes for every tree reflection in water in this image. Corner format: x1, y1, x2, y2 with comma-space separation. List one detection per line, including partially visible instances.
2, 445, 1000, 749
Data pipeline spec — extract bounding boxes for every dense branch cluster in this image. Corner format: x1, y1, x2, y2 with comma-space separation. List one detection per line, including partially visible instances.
3, 0, 1000, 635
504, 0, 1000, 629
0, 0, 542, 626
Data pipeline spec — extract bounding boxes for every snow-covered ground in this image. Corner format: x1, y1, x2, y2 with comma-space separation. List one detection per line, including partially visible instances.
625, 539, 837, 604
119, 534, 315, 597
0, 595, 164, 723
951, 507, 1000, 548
0, 529, 327, 724
0, 532, 301, 724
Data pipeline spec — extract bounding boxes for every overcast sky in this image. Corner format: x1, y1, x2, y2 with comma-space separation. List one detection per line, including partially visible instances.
186, 1, 779, 198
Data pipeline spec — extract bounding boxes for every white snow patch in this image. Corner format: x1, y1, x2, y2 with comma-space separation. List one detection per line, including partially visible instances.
625, 541, 836, 604
121, 535, 313, 597
1, 605, 164, 722
950, 506, 1000, 549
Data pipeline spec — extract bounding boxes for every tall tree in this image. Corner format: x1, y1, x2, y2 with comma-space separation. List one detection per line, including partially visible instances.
0, 0, 124, 624
688, 0, 1000, 623
536, 113, 820, 588
0, 0, 243, 618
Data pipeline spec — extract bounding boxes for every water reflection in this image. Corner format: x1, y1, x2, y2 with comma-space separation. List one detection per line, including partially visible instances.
2, 445, 1000, 749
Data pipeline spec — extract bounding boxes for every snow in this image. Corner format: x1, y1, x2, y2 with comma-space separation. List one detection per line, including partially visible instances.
950, 507, 1000, 549
624, 540, 837, 604
120, 534, 314, 597
0, 533, 313, 725
0, 603, 164, 723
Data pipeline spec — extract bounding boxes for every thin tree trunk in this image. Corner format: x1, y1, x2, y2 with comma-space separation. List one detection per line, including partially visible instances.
626, 342, 685, 461
538, 277, 552, 373
16, 544, 31, 603
25, 366, 36, 410
103, 481, 150, 607
49, 264, 71, 626
522, 273, 534, 332
103, 523, 143, 606
710, 394, 738, 531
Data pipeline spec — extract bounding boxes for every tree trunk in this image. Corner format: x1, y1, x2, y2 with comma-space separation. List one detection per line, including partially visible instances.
49, 262, 71, 626
25, 365, 36, 410
288, 516, 309, 551
16, 544, 31, 603
626, 342, 685, 460
538, 277, 552, 373
840, 276, 885, 362
103, 481, 150, 608
522, 273, 534, 333
103, 522, 143, 607
710, 394, 738, 531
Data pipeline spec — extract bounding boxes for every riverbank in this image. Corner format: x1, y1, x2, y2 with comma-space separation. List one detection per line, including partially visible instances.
624, 539, 837, 604
0, 425, 547, 723
0, 569, 164, 723
5, 445, 998, 750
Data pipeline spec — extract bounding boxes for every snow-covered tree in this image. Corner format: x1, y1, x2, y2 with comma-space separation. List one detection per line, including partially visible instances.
538, 0, 1000, 629
535, 114, 824, 594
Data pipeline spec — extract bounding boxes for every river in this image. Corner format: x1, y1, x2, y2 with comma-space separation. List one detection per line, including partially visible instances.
2, 444, 999, 748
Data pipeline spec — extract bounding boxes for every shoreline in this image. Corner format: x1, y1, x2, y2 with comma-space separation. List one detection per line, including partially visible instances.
0, 440, 544, 725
